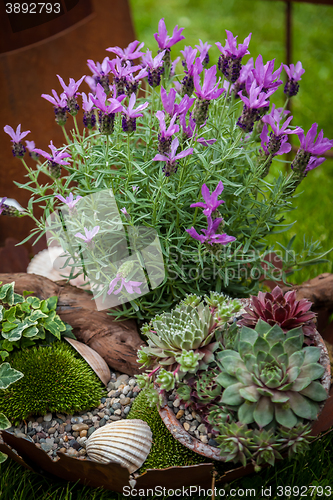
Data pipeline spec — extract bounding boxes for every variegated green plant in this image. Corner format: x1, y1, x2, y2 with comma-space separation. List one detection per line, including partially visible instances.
0, 281, 75, 360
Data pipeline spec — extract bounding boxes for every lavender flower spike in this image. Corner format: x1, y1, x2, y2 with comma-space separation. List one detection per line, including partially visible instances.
283, 61, 305, 98
195, 39, 212, 67
86, 57, 110, 93
55, 192, 82, 212
26, 140, 39, 160
34, 141, 71, 178
81, 92, 96, 129
216, 30, 251, 83
154, 18, 185, 50
193, 65, 224, 126
237, 81, 273, 133
152, 137, 193, 177
41, 89, 68, 126
187, 216, 236, 246
252, 55, 283, 93
122, 93, 149, 133
106, 40, 145, 62
292, 123, 333, 181
108, 275, 143, 296
156, 110, 179, 155
191, 181, 225, 216
75, 226, 100, 245
141, 49, 166, 87
4, 124, 30, 157
91, 83, 124, 135
57, 74, 86, 116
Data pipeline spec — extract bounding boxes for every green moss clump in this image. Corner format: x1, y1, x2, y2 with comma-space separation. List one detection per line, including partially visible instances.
127, 389, 208, 472
0, 342, 106, 424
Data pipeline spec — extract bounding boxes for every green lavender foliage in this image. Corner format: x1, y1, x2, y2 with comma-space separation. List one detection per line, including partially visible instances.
126, 388, 207, 471
0, 342, 105, 424
0, 282, 75, 361
13, 29, 330, 322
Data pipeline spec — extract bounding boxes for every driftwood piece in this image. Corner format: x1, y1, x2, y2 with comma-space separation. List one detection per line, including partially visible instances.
290, 273, 333, 310
0, 273, 144, 375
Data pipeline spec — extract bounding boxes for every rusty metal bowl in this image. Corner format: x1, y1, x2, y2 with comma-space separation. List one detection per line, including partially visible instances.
158, 329, 331, 462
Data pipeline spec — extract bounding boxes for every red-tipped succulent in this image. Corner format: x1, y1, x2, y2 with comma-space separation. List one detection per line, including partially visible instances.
238, 286, 316, 342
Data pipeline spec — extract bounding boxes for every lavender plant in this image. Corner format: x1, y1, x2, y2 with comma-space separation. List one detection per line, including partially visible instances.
3, 21, 333, 320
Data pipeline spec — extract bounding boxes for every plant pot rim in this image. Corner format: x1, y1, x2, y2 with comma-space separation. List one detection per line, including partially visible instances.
158, 328, 331, 462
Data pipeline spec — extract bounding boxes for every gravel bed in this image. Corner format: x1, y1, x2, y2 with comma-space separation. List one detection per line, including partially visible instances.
5, 372, 141, 461
168, 391, 218, 447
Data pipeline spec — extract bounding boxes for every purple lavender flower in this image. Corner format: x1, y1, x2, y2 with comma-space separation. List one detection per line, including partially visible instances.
152, 137, 193, 177
190, 181, 225, 216
91, 84, 125, 134
42, 89, 68, 126
75, 226, 100, 246
109, 58, 142, 97
125, 67, 148, 96
154, 18, 185, 50
193, 65, 224, 126
106, 40, 145, 63
252, 55, 283, 93
291, 123, 333, 178
216, 30, 251, 83
261, 104, 302, 155
187, 215, 235, 246
4, 124, 30, 158
122, 93, 149, 133
195, 39, 212, 67
57, 74, 85, 116
107, 275, 143, 296
86, 57, 111, 93
180, 48, 203, 97
81, 92, 96, 129
160, 86, 195, 118
34, 141, 71, 178
141, 49, 166, 87
237, 81, 273, 133
155, 110, 179, 154
283, 61, 305, 98
55, 192, 82, 212
25, 140, 39, 160
260, 125, 292, 156
120, 207, 131, 219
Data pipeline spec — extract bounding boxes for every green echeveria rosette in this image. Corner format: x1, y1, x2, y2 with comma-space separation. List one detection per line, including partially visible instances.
216, 319, 328, 429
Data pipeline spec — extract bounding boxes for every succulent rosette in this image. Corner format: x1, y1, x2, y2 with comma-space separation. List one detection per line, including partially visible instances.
216, 320, 328, 428
238, 286, 316, 342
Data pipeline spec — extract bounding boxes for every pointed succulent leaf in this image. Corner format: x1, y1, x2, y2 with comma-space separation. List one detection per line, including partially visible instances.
239, 326, 258, 345
253, 336, 270, 356
285, 326, 304, 340
275, 406, 298, 428
303, 346, 321, 365
270, 391, 289, 403
221, 383, 245, 406
235, 367, 253, 386
283, 335, 303, 356
300, 381, 328, 402
277, 352, 288, 367
290, 377, 311, 392
238, 340, 253, 359
269, 342, 285, 359
217, 371, 238, 388
288, 391, 320, 419
287, 366, 301, 383
253, 397, 274, 427
288, 351, 305, 368
265, 323, 285, 345
299, 363, 325, 381
220, 355, 245, 376
239, 385, 260, 402
254, 319, 272, 337
238, 401, 255, 424
265, 377, 284, 389
257, 387, 274, 398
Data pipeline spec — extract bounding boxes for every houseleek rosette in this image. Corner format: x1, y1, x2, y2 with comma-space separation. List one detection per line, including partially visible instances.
216, 320, 327, 428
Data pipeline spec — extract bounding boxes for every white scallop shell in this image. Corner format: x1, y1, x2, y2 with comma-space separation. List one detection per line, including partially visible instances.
27, 246, 90, 289
86, 419, 152, 473
64, 337, 111, 386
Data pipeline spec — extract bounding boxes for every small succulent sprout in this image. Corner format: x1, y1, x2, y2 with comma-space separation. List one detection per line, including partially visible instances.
250, 428, 283, 471
156, 368, 176, 391
277, 422, 314, 459
207, 405, 235, 433
216, 320, 328, 429
135, 372, 152, 390
175, 350, 201, 373
216, 422, 253, 467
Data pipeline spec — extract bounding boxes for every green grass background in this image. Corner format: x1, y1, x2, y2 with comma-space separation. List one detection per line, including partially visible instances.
1, 1, 333, 498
